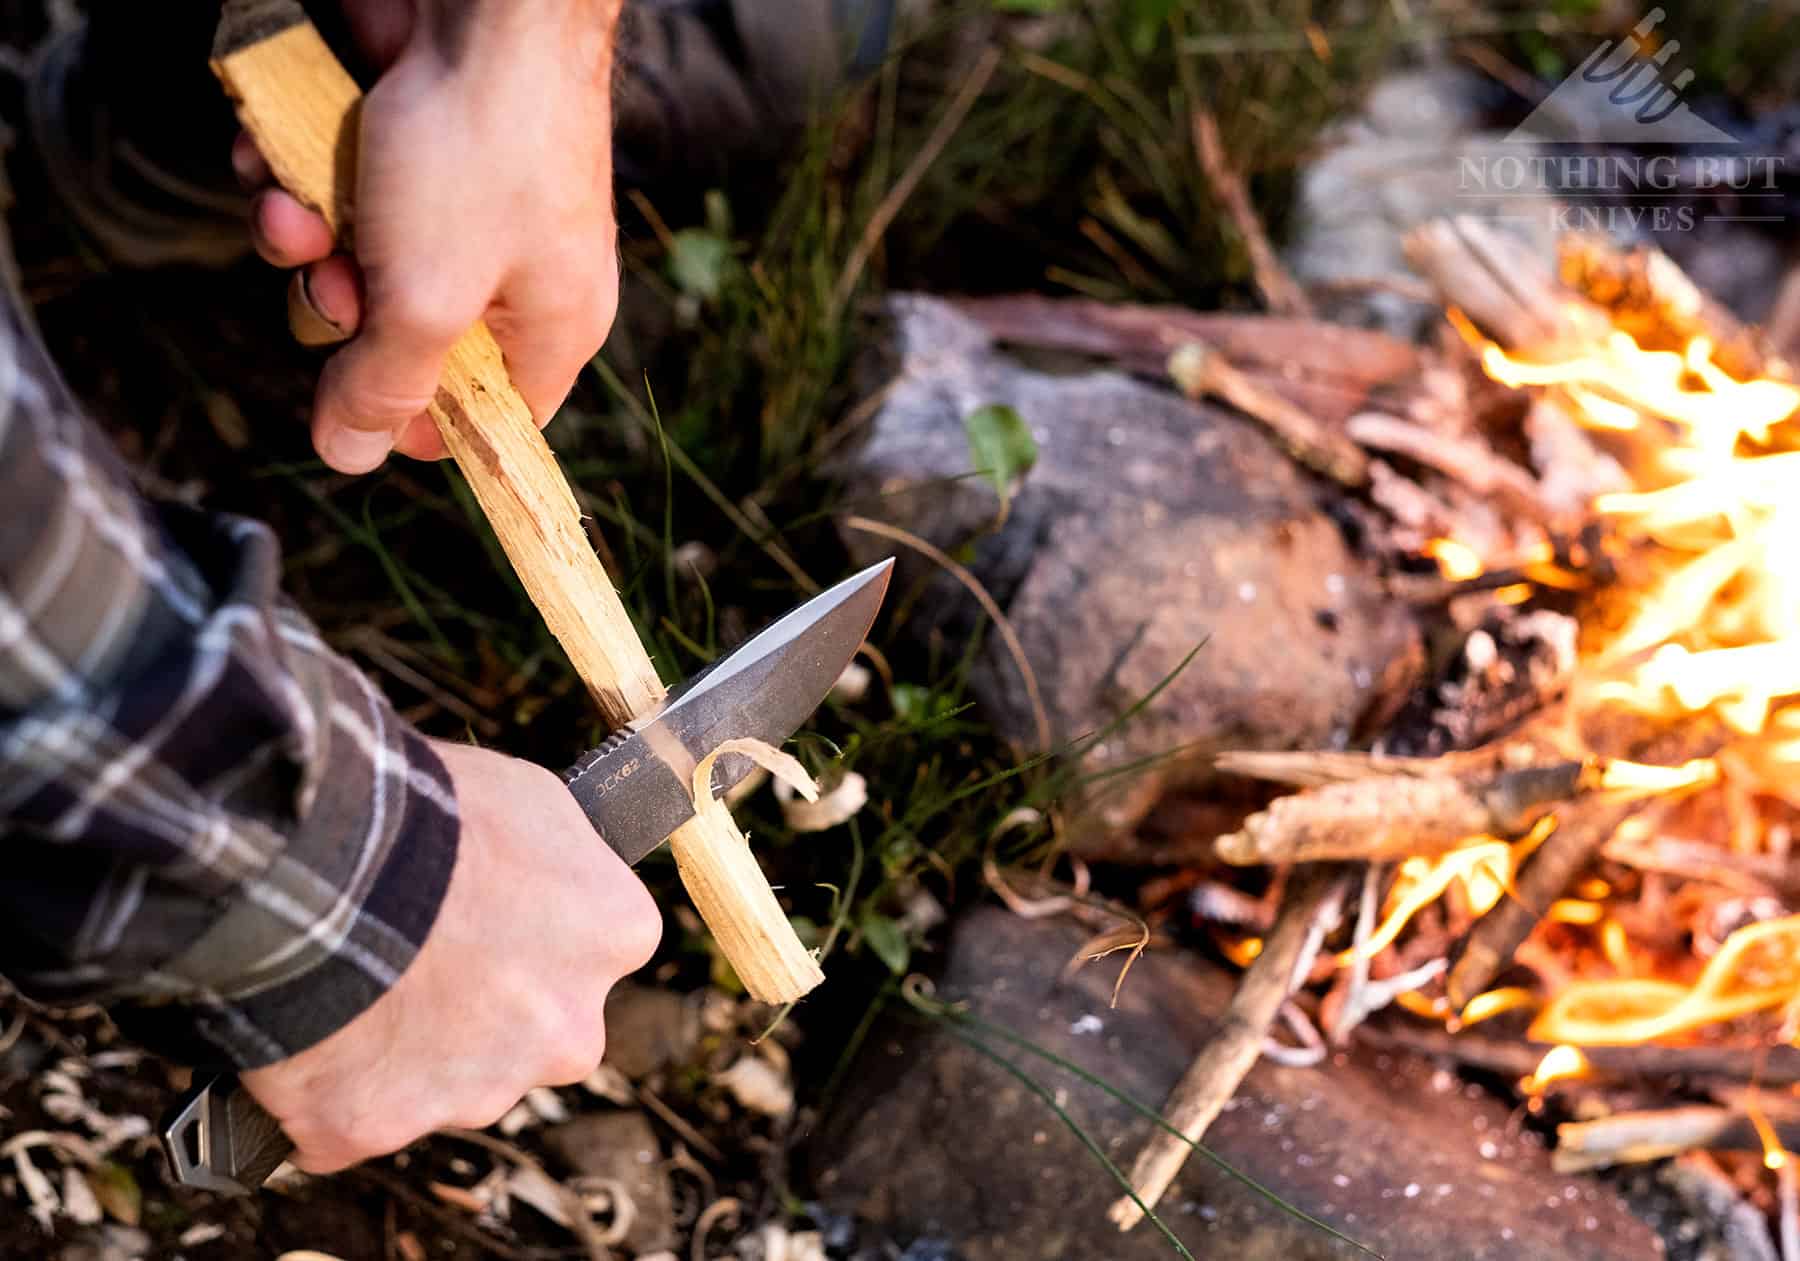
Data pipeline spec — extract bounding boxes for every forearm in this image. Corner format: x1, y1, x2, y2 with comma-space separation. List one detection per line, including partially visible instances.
0, 282, 456, 1070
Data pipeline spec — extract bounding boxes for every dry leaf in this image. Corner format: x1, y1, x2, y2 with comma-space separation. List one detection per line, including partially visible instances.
775, 769, 867, 831
716, 1057, 794, 1118
86, 1161, 141, 1226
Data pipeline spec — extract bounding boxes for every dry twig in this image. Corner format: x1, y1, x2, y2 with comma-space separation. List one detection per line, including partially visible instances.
1190, 108, 1314, 319
1109, 866, 1347, 1230
831, 47, 1002, 317
1359, 1021, 1800, 1086
1446, 799, 1643, 1009
1168, 342, 1368, 487
1554, 1106, 1800, 1173
843, 514, 1051, 751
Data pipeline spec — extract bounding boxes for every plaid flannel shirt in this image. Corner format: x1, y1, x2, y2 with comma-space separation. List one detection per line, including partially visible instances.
0, 262, 458, 1070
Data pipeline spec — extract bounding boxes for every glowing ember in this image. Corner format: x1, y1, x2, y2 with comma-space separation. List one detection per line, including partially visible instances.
1456, 986, 1539, 1027
1596, 757, 1720, 794
1220, 935, 1264, 968
1424, 536, 1484, 581
1521, 1044, 1590, 1095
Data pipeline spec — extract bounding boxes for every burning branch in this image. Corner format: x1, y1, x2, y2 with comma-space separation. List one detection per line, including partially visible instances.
1214, 752, 1590, 866
1554, 1107, 1800, 1173
1445, 799, 1646, 1010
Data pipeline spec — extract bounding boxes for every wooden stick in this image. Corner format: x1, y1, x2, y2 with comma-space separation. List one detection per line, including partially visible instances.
1190, 108, 1314, 320
1358, 1021, 1800, 1086
1167, 341, 1368, 487
1554, 1106, 1795, 1173
213, 1, 821, 1003
1445, 799, 1642, 1010
1109, 866, 1346, 1231
1559, 232, 1779, 382
1214, 759, 1590, 866
1403, 216, 1609, 356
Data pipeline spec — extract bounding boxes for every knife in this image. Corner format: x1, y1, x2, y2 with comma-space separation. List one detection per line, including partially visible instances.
160, 559, 892, 1195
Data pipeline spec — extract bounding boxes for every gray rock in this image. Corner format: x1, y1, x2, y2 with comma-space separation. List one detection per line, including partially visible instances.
1287, 67, 1562, 338
813, 907, 1664, 1261
543, 1110, 676, 1253
602, 983, 700, 1080
838, 296, 1419, 834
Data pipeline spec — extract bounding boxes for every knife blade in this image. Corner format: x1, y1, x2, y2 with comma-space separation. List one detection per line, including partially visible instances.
161, 559, 892, 1195
563, 559, 892, 865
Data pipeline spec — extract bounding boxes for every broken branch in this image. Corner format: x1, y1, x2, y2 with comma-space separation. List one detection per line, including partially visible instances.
1168, 342, 1369, 487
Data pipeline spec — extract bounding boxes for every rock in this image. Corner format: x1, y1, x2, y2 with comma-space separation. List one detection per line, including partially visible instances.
1287, 67, 1561, 339
601, 983, 700, 1080
812, 907, 1666, 1261
837, 296, 1420, 835
542, 1110, 675, 1253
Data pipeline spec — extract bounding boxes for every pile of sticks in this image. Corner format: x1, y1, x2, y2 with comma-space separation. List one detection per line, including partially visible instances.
1105, 218, 1794, 1231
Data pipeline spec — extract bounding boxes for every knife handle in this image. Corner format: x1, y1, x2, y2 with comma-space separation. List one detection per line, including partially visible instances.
160, 1074, 293, 1196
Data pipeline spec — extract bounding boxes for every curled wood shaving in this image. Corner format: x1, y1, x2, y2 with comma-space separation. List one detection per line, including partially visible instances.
60, 1167, 100, 1226
570, 1175, 636, 1247
12, 1143, 57, 1230
775, 769, 868, 831
717, 1056, 795, 1118
692, 1197, 743, 1261
691, 738, 816, 826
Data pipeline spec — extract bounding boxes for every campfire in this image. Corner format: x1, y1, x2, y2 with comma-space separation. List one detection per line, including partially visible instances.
1109, 217, 1800, 1237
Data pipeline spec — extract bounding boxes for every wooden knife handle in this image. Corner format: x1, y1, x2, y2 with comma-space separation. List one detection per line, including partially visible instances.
210, 1, 821, 1008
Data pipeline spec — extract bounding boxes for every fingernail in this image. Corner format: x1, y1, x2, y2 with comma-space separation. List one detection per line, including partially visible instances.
320, 425, 394, 473
289, 272, 351, 347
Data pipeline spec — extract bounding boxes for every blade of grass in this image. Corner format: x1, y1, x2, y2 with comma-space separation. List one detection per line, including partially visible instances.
904, 988, 1382, 1259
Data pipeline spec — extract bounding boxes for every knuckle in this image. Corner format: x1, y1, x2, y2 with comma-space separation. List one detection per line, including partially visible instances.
371, 279, 471, 346
542, 1039, 601, 1087
616, 884, 663, 972
454, 1087, 523, 1131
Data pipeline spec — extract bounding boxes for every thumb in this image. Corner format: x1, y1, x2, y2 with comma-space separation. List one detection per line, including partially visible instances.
311, 287, 470, 473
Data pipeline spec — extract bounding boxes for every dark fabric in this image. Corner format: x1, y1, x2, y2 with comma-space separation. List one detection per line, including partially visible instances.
0, 221, 459, 1069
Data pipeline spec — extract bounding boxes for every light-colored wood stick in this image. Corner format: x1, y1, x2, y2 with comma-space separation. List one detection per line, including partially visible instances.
213, 2, 821, 1003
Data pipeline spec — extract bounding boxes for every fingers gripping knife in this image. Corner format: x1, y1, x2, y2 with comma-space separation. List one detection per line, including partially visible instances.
167, 0, 895, 1195
163, 563, 892, 1194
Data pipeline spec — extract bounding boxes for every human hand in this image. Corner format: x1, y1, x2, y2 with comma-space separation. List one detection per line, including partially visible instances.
240, 740, 660, 1172
237, 0, 625, 473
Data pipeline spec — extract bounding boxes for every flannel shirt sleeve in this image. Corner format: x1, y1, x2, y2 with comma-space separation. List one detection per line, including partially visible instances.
0, 282, 459, 1070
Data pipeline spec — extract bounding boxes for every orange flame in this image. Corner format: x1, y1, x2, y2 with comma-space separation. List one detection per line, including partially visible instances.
1530, 916, 1800, 1045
